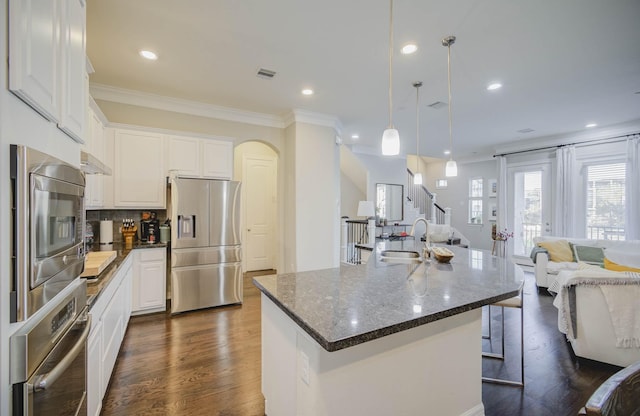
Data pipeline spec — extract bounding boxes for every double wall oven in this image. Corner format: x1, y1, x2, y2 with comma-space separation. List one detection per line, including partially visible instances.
10, 145, 89, 415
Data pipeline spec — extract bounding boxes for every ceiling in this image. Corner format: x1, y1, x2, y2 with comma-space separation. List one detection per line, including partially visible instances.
86, 0, 640, 160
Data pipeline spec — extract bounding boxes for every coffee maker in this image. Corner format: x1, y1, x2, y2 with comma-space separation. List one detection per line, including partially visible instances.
140, 211, 160, 243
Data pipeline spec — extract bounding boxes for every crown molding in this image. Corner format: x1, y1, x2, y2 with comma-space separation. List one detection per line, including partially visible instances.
283, 109, 343, 134
494, 119, 640, 156
90, 83, 285, 129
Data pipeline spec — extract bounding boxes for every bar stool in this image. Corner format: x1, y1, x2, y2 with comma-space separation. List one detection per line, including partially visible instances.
482, 286, 524, 387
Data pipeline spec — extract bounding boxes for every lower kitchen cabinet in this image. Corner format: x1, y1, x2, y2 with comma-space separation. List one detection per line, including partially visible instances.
87, 254, 133, 416
132, 247, 167, 315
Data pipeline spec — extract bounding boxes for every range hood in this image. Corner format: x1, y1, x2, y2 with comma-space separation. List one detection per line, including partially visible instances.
80, 150, 112, 175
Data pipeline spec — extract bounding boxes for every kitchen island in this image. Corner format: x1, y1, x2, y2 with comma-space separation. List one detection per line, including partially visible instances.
253, 242, 523, 416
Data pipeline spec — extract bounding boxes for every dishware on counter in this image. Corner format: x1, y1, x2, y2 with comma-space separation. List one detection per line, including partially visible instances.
431, 246, 454, 263
160, 224, 170, 243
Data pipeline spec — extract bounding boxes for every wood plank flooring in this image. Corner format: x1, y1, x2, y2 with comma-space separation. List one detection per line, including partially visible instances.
101, 270, 622, 416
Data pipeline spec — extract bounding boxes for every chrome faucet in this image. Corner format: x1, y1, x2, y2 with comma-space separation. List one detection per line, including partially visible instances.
409, 217, 431, 253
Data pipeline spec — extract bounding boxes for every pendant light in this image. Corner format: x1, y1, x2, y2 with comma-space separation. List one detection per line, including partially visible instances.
381, 0, 400, 156
442, 35, 458, 177
413, 81, 423, 185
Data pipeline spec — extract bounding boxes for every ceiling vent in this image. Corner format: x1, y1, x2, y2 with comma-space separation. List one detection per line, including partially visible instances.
427, 101, 447, 109
256, 68, 276, 79
517, 128, 535, 133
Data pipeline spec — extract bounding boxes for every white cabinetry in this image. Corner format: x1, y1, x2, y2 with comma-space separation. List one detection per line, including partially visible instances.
167, 135, 233, 179
87, 254, 132, 416
132, 248, 167, 315
9, 0, 87, 143
84, 107, 106, 208
202, 139, 233, 179
114, 129, 166, 208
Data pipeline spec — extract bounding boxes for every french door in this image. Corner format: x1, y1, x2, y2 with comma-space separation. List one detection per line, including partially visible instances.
508, 162, 552, 257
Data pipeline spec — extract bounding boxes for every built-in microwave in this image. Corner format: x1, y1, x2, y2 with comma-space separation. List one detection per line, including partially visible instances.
10, 145, 86, 323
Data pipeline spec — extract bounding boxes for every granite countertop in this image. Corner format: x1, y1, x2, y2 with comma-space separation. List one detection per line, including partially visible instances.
253, 241, 523, 352
85, 242, 168, 308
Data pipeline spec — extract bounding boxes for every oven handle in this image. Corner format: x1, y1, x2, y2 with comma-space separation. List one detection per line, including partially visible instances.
32, 313, 92, 392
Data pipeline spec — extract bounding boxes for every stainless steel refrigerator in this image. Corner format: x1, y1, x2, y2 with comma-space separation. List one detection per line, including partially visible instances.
170, 177, 242, 314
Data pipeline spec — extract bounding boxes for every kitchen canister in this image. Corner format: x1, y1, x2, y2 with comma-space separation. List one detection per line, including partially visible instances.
159, 225, 170, 244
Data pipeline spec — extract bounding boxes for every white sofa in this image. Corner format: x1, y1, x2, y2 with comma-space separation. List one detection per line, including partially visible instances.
552, 266, 640, 367
532, 236, 639, 289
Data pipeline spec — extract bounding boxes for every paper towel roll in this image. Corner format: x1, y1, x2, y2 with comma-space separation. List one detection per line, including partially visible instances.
100, 220, 113, 245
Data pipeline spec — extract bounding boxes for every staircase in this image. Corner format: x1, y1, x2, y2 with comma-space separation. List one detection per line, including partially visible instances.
406, 169, 447, 224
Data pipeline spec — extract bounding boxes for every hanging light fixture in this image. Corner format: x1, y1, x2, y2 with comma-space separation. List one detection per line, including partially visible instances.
442, 35, 458, 177
381, 0, 400, 156
413, 81, 423, 184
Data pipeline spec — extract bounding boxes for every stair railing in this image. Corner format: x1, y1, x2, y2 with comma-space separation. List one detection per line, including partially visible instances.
406, 169, 446, 224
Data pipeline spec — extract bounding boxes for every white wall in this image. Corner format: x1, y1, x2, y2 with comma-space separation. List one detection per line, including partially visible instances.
424, 159, 498, 250
292, 123, 340, 272
353, 153, 407, 206
0, 0, 83, 410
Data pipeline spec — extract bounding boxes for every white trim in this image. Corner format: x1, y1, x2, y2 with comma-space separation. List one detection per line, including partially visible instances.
459, 403, 485, 416
90, 83, 345, 132
283, 109, 343, 134
90, 83, 284, 128
495, 119, 640, 156
107, 122, 236, 143
88, 96, 109, 125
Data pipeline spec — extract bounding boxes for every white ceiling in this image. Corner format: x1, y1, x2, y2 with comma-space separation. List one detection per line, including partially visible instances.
86, 0, 640, 160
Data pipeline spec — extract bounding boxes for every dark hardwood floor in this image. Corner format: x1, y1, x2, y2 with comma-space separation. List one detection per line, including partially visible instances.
101, 270, 621, 416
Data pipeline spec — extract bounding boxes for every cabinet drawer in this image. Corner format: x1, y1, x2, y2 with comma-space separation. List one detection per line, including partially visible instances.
137, 247, 165, 262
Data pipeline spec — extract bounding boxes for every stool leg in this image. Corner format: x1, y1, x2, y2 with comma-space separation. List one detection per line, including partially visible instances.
482, 306, 504, 360
482, 304, 524, 387
482, 305, 491, 340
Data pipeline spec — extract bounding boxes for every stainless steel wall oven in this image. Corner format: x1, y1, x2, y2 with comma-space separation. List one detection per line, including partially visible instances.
10, 145, 86, 322
10, 281, 90, 416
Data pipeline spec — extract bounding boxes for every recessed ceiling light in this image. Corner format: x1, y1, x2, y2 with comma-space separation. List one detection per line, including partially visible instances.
351, 134, 359, 139
444, 150, 451, 155
302, 89, 314, 95
487, 82, 502, 91
585, 123, 597, 128
139, 50, 158, 60
401, 44, 418, 54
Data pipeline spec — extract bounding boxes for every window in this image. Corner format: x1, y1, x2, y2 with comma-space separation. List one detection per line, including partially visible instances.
585, 163, 625, 240
469, 178, 483, 224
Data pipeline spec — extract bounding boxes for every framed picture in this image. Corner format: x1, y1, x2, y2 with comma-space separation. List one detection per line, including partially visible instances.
489, 203, 497, 220
488, 179, 497, 197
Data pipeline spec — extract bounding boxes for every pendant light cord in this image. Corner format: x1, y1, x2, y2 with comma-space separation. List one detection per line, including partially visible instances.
416, 83, 420, 173
447, 43, 453, 161
388, 0, 394, 128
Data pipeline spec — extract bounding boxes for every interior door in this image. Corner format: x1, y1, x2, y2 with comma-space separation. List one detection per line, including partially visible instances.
172, 178, 209, 249
508, 162, 552, 257
244, 154, 277, 271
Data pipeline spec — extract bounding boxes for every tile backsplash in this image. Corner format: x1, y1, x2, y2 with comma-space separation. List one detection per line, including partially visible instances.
86, 209, 168, 243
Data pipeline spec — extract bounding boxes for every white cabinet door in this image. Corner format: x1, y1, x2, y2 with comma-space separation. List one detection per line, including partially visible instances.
8, 0, 60, 121
132, 248, 167, 314
114, 129, 166, 208
85, 110, 105, 208
100, 288, 123, 398
167, 135, 202, 177
57, 0, 86, 142
87, 322, 103, 416
202, 140, 233, 179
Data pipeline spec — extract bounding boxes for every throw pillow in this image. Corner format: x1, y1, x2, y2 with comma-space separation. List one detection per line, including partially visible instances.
537, 239, 574, 262
572, 245, 605, 265
604, 257, 640, 272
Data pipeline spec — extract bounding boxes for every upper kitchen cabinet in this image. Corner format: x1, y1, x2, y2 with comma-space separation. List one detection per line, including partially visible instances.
202, 140, 233, 179
84, 105, 106, 209
113, 129, 166, 208
57, 0, 87, 142
167, 135, 233, 179
9, 0, 87, 143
